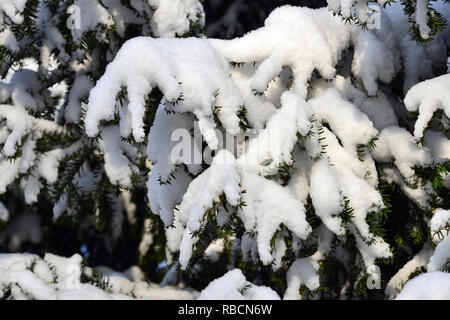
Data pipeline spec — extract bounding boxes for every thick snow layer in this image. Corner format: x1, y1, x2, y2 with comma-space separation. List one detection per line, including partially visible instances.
404, 74, 450, 139
385, 2, 448, 93
424, 130, 450, 164
228, 63, 283, 130
86, 37, 242, 145
240, 172, 312, 265
0, 105, 33, 157
396, 272, 450, 300
0, 253, 198, 300
150, 0, 204, 37
284, 225, 333, 300
0, 201, 8, 222
98, 126, 136, 187
309, 76, 399, 131
372, 126, 433, 183
177, 150, 240, 268
0, 27, 18, 51
198, 269, 280, 300
179, 150, 241, 232
427, 236, 450, 272
147, 102, 202, 182
209, 7, 352, 98
310, 160, 344, 236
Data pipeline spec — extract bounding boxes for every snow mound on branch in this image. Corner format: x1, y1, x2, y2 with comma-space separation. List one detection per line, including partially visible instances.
177, 150, 241, 269
385, 243, 433, 299
237, 91, 314, 175
0, 27, 18, 51
149, 0, 205, 38
373, 126, 433, 184
198, 269, 280, 300
209, 7, 352, 99
404, 74, 450, 139
0, 201, 8, 222
385, 2, 448, 93
179, 150, 241, 232
284, 225, 333, 300
147, 102, 202, 183
71, 0, 114, 43
0, 253, 198, 300
396, 272, 450, 300
326, 0, 388, 23
86, 37, 242, 147
98, 126, 137, 187
309, 160, 344, 236
240, 172, 312, 265
210, 6, 401, 98
308, 87, 378, 152
430, 208, 450, 244
0, 0, 27, 25
147, 166, 192, 227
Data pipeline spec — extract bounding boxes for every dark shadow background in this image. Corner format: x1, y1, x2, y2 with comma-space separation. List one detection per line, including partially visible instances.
204, 0, 328, 39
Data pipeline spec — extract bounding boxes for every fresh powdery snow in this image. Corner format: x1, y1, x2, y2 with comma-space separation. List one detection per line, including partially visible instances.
396, 271, 450, 300
86, 37, 242, 146
0, 253, 199, 300
404, 74, 450, 139
198, 269, 280, 300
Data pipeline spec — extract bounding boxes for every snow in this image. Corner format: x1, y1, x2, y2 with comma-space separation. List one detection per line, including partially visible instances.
0, 201, 8, 222
0, 252, 199, 300
427, 236, 450, 272
309, 159, 344, 236
86, 37, 242, 145
415, 0, 431, 39
0, 105, 33, 157
237, 91, 314, 175
396, 272, 450, 300
147, 165, 192, 227
71, 0, 114, 44
284, 225, 333, 300
430, 209, 450, 244
308, 87, 378, 152
240, 171, 312, 265
385, 243, 433, 299
149, 0, 205, 38
0, 27, 18, 51
1, 0, 450, 301
424, 130, 450, 164
98, 126, 136, 187
198, 269, 280, 300
209, 7, 351, 98
372, 126, 433, 184
404, 74, 450, 139
179, 150, 240, 232
0, 0, 27, 25
65, 73, 93, 124
147, 101, 202, 182
177, 150, 240, 269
